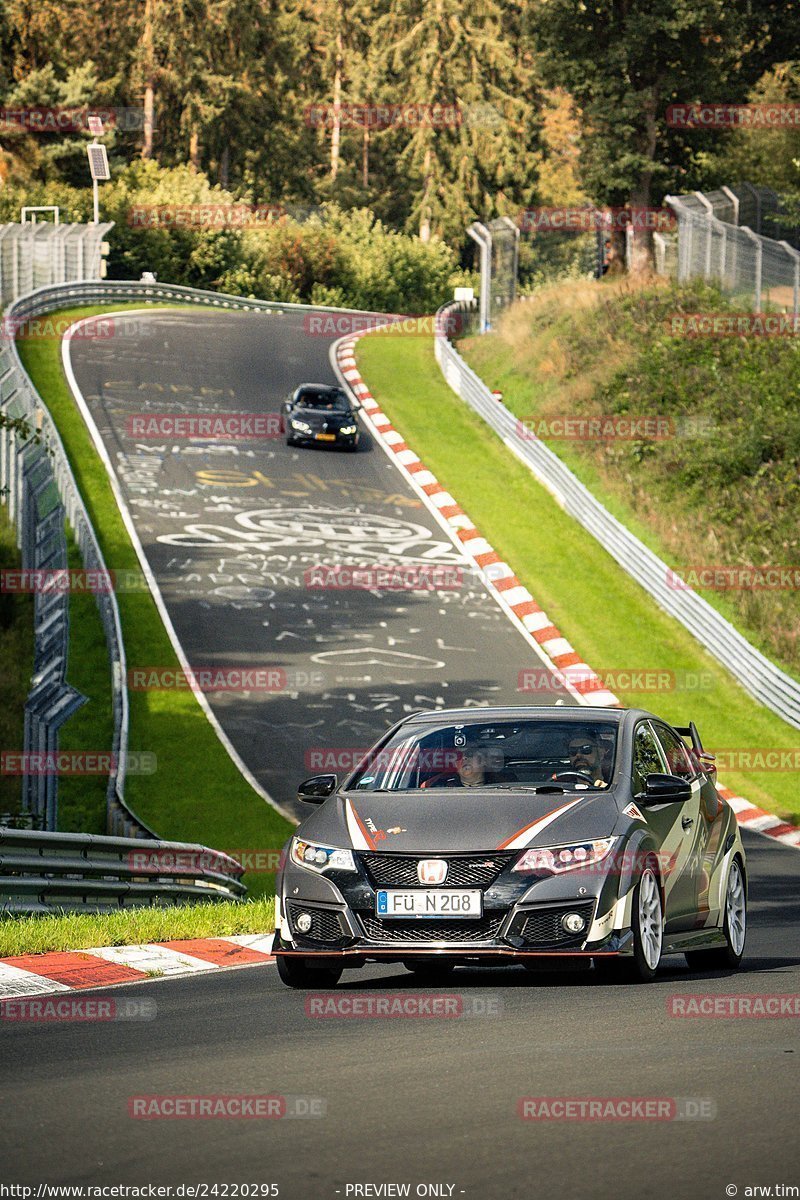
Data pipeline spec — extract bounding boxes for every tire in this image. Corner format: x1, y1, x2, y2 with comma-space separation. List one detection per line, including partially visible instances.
685, 857, 746, 972
403, 960, 456, 983
276, 954, 343, 989
621, 864, 664, 983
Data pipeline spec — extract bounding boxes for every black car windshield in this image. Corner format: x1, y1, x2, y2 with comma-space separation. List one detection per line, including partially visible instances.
296, 390, 349, 411
347, 719, 618, 792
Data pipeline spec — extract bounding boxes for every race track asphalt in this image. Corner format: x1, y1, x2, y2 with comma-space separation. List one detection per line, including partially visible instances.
66, 308, 573, 818
8, 307, 795, 1199
1, 828, 798, 1198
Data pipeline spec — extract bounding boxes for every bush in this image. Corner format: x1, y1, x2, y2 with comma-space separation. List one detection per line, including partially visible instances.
0, 165, 472, 313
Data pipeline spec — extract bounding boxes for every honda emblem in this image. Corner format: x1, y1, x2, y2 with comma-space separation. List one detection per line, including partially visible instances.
417, 858, 448, 885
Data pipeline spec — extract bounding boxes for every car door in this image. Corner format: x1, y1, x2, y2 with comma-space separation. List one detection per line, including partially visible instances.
650, 721, 707, 930
653, 722, 722, 929
630, 721, 701, 932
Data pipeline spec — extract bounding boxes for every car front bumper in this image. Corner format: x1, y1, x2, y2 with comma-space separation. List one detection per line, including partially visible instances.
275, 857, 632, 961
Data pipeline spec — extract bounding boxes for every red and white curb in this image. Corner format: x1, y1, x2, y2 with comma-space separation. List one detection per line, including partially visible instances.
0, 933, 275, 1001
720, 787, 800, 847
333, 332, 800, 853
334, 334, 619, 709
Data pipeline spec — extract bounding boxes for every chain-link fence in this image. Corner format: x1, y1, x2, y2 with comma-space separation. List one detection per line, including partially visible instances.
0, 221, 112, 309
660, 184, 800, 314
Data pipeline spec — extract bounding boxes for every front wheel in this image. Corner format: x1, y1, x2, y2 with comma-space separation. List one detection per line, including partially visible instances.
685, 857, 746, 972
276, 954, 343, 989
623, 864, 664, 983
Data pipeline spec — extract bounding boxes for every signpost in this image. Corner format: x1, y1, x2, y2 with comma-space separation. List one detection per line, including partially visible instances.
86, 117, 110, 225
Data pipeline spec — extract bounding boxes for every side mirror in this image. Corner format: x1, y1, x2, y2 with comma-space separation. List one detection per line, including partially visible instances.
296, 774, 338, 805
351, 402, 362, 412
640, 772, 692, 805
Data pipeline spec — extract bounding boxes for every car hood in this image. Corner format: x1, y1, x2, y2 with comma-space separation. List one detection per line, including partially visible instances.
296, 789, 619, 853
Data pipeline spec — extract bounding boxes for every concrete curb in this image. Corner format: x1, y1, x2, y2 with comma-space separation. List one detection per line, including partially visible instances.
0, 934, 275, 1001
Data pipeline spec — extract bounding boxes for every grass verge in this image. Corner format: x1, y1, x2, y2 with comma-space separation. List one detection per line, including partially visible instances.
357, 333, 800, 822
460, 276, 800, 680
0, 896, 275, 958
15, 305, 293, 891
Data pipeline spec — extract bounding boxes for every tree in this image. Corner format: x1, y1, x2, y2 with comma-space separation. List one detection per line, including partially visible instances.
372, 0, 538, 241
533, 0, 748, 271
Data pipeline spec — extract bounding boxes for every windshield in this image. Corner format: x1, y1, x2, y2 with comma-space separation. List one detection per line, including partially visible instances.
347, 719, 618, 792
296, 390, 349, 411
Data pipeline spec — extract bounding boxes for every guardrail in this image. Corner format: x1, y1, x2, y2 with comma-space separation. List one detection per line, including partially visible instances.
0, 825, 246, 914
434, 300, 800, 731
1, 290, 156, 838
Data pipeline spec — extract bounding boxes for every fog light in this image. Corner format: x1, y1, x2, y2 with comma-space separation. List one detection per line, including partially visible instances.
562, 912, 586, 934
296, 912, 313, 934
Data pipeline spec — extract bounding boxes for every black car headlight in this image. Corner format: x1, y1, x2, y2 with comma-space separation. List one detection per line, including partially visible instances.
290, 418, 312, 433
339, 424, 357, 435
290, 837, 357, 874
512, 837, 616, 875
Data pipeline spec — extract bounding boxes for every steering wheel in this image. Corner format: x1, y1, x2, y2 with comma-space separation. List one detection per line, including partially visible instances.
550, 770, 595, 785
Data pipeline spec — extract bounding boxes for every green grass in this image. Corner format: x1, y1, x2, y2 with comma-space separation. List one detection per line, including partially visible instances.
0, 896, 275, 957
0, 503, 34, 815
16, 305, 293, 891
357, 334, 800, 822
460, 277, 800, 680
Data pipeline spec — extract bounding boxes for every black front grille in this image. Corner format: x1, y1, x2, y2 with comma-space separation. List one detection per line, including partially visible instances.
359, 914, 504, 944
360, 853, 515, 890
286, 903, 346, 944
517, 901, 596, 948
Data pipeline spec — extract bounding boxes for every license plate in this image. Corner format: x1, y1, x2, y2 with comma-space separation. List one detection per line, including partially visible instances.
376, 890, 482, 918
315, 432, 336, 441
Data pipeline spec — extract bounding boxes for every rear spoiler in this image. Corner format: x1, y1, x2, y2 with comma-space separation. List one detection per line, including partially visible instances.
675, 722, 716, 774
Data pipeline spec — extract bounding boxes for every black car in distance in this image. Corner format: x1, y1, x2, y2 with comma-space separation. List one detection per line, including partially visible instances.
282, 383, 361, 451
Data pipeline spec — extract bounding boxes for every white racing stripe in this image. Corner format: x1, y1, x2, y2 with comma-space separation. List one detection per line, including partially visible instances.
500, 798, 583, 850
345, 799, 371, 849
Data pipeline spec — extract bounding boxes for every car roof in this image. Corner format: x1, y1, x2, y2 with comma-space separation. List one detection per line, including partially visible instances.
400, 706, 631, 727
396, 706, 681, 733
294, 383, 343, 396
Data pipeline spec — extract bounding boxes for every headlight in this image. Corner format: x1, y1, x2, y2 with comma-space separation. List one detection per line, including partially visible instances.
512, 837, 616, 875
290, 837, 357, 874
290, 418, 312, 433
339, 424, 357, 435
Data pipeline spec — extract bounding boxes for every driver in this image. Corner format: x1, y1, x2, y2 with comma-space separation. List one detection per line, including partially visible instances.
556, 730, 610, 787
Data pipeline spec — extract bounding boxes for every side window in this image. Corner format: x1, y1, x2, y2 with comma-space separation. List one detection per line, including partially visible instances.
654, 724, 696, 778
632, 724, 665, 794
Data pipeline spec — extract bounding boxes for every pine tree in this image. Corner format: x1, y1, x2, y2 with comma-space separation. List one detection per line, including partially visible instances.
371, 0, 537, 241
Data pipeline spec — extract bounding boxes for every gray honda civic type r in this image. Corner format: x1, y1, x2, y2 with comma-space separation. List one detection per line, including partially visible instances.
274, 707, 747, 987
